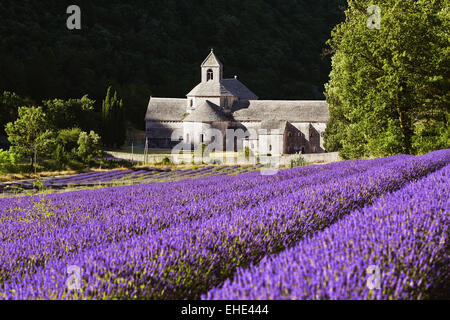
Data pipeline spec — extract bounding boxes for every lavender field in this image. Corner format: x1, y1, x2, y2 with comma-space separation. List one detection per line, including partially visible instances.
0, 150, 449, 300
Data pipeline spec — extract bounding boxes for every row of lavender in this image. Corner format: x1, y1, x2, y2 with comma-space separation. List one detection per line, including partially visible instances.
205, 164, 449, 300
0, 150, 448, 299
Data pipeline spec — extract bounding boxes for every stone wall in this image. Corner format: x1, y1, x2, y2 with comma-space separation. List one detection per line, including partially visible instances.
105, 151, 341, 165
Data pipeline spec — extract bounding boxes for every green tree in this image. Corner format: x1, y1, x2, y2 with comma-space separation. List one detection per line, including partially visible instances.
35, 130, 58, 159
0, 149, 18, 173
102, 87, 126, 148
5, 106, 52, 168
56, 128, 82, 155
53, 144, 69, 170
49, 128, 83, 170
412, 112, 450, 155
0, 91, 33, 136
325, 0, 449, 158
43, 95, 98, 132
77, 131, 102, 163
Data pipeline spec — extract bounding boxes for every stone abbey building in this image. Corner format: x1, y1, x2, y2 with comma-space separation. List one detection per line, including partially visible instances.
145, 50, 329, 155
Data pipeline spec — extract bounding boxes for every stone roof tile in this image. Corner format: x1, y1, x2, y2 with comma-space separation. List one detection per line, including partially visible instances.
260, 120, 288, 132
187, 79, 258, 100
145, 97, 186, 121
184, 101, 229, 122
201, 50, 223, 68
221, 79, 258, 100
233, 100, 329, 122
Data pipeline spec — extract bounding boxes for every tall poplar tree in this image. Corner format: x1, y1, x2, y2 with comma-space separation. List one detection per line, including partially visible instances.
324, 0, 449, 159
102, 87, 126, 148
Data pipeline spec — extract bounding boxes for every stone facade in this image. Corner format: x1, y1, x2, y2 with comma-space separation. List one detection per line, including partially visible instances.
145, 50, 329, 155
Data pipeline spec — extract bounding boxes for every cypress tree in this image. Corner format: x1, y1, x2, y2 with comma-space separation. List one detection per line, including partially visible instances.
102, 87, 126, 148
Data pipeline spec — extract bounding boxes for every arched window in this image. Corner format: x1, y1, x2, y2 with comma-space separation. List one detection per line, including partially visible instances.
190, 100, 193, 107
207, 69, 214, 81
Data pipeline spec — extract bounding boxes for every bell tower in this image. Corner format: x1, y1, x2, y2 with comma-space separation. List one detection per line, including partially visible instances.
201, 49, 223, 83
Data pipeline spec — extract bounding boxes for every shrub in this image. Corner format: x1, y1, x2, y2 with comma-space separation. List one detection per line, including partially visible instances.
77, 131, 101, 163
32, 177, 46, 192
161, 157, 172, 165
244, 146, 251, 158
195, 143, 207, 157
209, 159, 222, 165
290, 153, 307, 168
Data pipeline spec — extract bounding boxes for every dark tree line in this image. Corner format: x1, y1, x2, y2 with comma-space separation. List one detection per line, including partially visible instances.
1, 88, 125, 151
0, 0, 346, 129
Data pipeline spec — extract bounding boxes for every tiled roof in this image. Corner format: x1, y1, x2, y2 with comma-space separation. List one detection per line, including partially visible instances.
221, 79, 259, 100
184, 101, 229, 122
187, 78, 258, 100
233, 100, 329, 122
145, 97, 186, 121
260, 120, 288, 132
201, 50, 223, 68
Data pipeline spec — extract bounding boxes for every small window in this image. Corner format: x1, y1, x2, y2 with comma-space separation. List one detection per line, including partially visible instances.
207, 69, 214, 81
190, 100, 193, 107
186, 133, 190, 143
301, 147, 305, 154
269, 145, 272, 152
200, 134, 204, 143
